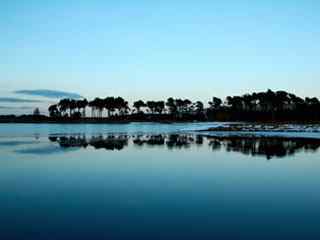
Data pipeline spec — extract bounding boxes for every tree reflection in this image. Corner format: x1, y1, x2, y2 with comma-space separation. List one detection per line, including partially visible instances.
90, 135, 128, 151
48, 134, 320, 159
133, 135, 165, 146
207, 136, 320, 160
166, 134, 194, 149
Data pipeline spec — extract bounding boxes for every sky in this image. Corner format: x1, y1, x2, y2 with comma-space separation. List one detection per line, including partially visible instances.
1, 0, 320, 114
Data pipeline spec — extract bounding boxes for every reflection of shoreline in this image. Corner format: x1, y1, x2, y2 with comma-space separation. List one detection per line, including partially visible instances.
49, 135, 129, 151
207, 136, 320, 160
47, 134, 320, 159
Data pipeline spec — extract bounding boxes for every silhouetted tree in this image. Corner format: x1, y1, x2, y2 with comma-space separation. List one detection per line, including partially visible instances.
48, 104, 60, 118
48, 89, 320, 122
155, 101, 165, 114
58, 99, 71, 117
114, 97, 129, 116
77, 99, 88, 117
69, 99, 77, 116
194, 101, 204, 113
133, 100, 146, 113
209, 97, 222, 109
33, 108, 40, 116
104, 97, 116, 117
89, 98, 98, 118
166, 98, 177, 114
227, 96, 243, 110
183, 99, 192, 113
147, 101, 157, 114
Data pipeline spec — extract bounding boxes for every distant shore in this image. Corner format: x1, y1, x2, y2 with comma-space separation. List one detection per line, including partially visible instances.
3, 89, 320, 124
1, 115, 320, 126
0, 114, 202, 124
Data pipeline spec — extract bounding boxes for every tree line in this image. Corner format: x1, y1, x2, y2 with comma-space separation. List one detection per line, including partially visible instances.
48, 90, 320, 121
48, 97, 204, 118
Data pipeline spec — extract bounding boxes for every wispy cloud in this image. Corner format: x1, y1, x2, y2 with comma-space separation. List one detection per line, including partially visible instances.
0, 106, 34, 109
0, 140, 39, 147
0, 97, 42, 103
15, 89, 83, 99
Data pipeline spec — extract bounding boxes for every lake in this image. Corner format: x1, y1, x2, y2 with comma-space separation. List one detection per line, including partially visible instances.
1, 123, 320, 239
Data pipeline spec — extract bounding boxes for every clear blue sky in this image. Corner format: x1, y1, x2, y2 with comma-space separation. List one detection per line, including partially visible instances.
1, 0, 320, 113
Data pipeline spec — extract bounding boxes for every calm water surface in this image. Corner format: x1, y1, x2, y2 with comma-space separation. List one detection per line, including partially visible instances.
0, 123, 320, 239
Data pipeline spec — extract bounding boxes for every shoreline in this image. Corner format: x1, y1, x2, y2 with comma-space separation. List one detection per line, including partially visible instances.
1, 119, 320, 124
0, 119, 196, 124
196, 122, 320, 134
1, 115, 320, 125
1, 119, 320, 125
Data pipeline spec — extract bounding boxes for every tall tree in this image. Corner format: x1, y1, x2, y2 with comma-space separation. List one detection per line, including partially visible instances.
133, 100, 146, 113
147, 101, 157, 114
182, 99, 192, 113
78, 99, 88, 117
166, 98, 177, 114
209, 97, 222, 109
155, 101, 165, 114
104, 97, 115, 117
58, 99, 70, 117
194, 101, 204, 113
69, 99, 77, 116
48, 104, 60, 117
89, 98, 100, 118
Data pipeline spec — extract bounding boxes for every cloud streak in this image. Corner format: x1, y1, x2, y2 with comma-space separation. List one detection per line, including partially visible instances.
0, 97, 42, 103
0, 106, 34, 109
15, 89, 83, 99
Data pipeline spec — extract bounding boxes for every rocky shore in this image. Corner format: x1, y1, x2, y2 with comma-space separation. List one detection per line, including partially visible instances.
198, 123, 320, 133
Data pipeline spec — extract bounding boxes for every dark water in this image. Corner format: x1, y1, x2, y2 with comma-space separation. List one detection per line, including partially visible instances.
1, 124, 320, 239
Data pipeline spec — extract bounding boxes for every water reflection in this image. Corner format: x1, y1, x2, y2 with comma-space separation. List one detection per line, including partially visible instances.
49, 135, 128, 151
15, 145, 73, 155
207, 136, 320, 160
133, 134, 166, 146
47, 134, 320, 159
